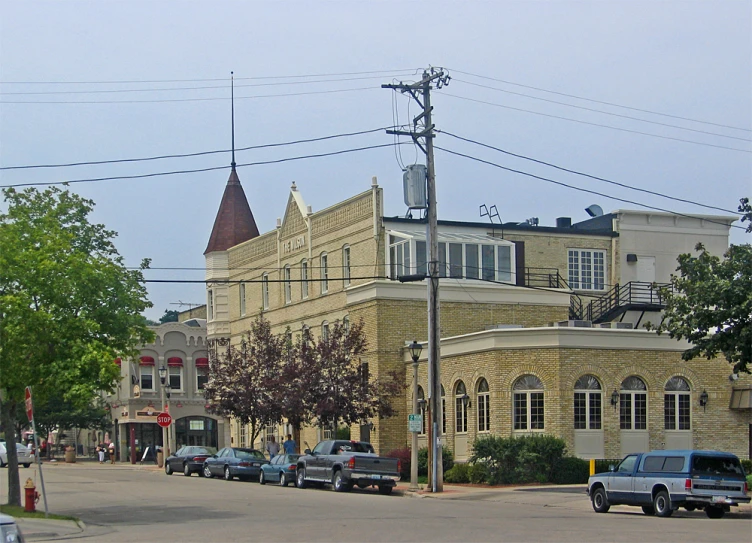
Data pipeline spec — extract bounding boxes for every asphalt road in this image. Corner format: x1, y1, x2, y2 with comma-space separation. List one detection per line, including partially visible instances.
2, 462, 750, 542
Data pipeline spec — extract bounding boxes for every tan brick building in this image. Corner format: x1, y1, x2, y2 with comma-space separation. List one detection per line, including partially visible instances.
204, 172, 750, 460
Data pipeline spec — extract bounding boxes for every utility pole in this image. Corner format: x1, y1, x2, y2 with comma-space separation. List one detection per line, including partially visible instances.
383, 67, 450, 493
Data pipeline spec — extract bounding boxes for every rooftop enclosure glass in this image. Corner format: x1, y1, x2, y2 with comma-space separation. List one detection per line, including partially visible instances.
387, 230, 515, 283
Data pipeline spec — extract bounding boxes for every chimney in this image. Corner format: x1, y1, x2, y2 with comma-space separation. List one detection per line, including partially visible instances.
556, 217, 572, 228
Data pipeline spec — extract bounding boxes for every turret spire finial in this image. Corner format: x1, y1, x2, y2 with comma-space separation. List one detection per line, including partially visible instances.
231, 71, 236, 168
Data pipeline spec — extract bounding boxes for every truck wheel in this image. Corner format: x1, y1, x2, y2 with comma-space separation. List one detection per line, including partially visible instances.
641, 506, 655, 516
706, 507, 725, 519
332, 471, 351, 492
296, 467, 307, 489
378, 485, 393, 495
653, 490, 673, 517
684, 504, 696, 512
23, 464, 31, 468
591, 487, 610, 513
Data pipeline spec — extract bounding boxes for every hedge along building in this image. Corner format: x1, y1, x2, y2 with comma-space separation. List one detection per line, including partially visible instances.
205, 174, 750, 458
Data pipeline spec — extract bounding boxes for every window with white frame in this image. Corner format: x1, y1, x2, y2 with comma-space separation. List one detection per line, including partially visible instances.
620, 376, 647, 430
284, 265, 292, 304
301, 260, 309, 299
196, 366, 208, 391
664, 376, 691, 430
169, 365, 182, 391
455, 381, 468, 433
207, 289, 214, 321
574, 375, 602, 430
239, 282, 246, 316
568, 249, 606, 291
417, 385, 426, 434
140, 365, 154, 391
343, 245, 351, 286
343, 315, 350, 335
477, 378, 490, 432
388, 233, 514, 282
262, 273, 269, 309
321, 321, 329, 342
513, 375, 544, 431
320, 253, 328, 294
239, 422, 247, 448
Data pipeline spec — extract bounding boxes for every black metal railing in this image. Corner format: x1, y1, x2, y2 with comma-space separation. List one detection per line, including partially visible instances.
523, 267, 566, 289
584, 281, 671, 323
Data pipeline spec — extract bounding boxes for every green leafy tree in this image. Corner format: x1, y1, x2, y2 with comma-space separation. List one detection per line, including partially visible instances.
33, 394, 112, 459
0, 186, 153, 506
159, 309, 179, 324
740, 197, 751, 233
651, 241, 752, 374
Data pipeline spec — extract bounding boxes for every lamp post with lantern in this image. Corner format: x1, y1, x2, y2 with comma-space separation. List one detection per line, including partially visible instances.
158, 365, 168, 464
408, 340, 423, 491
165, 384, 172, 455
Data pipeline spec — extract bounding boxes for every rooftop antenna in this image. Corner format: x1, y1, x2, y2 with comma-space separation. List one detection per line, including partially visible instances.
480, 204, 503, 238
231, 71, 236, 168
170, 300, 204, 319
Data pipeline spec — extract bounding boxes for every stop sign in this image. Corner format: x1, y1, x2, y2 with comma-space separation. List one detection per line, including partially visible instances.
156, 412, 172, 428
25, 387, 33, 422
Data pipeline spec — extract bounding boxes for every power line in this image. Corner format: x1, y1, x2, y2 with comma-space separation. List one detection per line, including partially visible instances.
1, 85, 380, 105
441, 93, 752, 154
449, 68, 752, 133
454, 79, 751, 143
1, 126, 390, 171
435, 145, 746, 231
0, 68, 422, 85
439, 130, 740, 215
0, 142, 409, 189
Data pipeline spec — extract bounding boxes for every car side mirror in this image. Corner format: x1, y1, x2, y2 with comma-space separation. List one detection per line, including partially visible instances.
304, 449, 312, 455
608, 465, 615, 472
212, 454, 217, 458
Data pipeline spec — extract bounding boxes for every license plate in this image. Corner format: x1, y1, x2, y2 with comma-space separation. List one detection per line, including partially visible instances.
712, 496, 726, 503
252, 463, 259, 467
369, 474, 382, 479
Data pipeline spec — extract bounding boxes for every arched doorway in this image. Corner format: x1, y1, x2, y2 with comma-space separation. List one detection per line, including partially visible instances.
175, 416, 218, 449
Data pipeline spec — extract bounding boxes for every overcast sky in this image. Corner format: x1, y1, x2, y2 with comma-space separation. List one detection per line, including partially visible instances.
1, 1, 750, 321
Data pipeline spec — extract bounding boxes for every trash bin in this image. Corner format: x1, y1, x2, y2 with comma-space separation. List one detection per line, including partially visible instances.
64, 447, 76, 463
157, 450, 164, 468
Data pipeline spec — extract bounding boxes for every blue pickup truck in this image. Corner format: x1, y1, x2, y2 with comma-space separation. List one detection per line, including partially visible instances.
587, 450, 749, 518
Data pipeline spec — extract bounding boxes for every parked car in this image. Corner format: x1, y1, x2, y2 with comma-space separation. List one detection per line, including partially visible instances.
165, 446, 217, 476
0, 442, 33, 468
0, 511, 24, 542
296, 440, 401, 494
259, 454, 301, 487
202, 447, 268, 481
588, 449, 750, 518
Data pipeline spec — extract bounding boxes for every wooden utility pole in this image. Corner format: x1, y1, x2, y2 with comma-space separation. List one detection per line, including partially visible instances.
383, 67, 450, 492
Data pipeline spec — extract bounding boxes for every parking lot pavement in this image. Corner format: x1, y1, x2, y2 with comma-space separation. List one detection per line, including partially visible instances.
14, 518, 85, 541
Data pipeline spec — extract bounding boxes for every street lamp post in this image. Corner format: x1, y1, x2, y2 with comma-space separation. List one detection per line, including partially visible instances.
165, 384, 172, 455
158, 365, 167, 463
408, 340, 423, 491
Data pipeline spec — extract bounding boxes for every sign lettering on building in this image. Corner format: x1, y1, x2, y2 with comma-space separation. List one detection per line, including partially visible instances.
282, 235, 306, 254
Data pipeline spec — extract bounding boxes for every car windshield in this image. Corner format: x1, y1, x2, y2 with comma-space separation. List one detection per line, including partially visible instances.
285, 454, 301, 463
235, 449, 264, 460
692, 456, 744, 476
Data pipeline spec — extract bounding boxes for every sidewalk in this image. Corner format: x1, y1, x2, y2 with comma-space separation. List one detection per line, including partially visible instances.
397, 481, 588, 500
15, 518, 85, 541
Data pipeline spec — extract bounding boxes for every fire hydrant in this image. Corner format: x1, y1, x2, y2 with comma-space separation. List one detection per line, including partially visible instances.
24, 478, 39, 513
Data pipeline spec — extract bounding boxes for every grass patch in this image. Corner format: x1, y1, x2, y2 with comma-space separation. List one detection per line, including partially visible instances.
0, 504, 78, 521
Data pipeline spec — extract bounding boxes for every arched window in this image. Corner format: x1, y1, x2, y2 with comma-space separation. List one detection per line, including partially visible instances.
284, 265, 292, 304
301, 259, 309, 299
455, 381, 468, 433
441, 384, 446, 434
261, 274, 269, 309
342, 245, 351, 286
513, 375, 544, 431
417, 385, 426, 434
665, 377, 691, 430
620, 376, 647, 430
477, 378, 490, 433
320, 253, 329, 294
574, 375, 602, 430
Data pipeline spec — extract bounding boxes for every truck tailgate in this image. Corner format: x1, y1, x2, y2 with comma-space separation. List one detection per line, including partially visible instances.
353, 455, 399, 476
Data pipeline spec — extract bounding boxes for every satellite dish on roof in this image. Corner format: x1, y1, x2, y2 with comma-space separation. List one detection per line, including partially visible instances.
585, 204, 603, 217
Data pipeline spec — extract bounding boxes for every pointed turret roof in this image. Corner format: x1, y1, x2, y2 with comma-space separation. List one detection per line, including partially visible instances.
204, 167, 260, 254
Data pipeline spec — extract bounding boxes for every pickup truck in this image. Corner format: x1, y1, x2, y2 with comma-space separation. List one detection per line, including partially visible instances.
587, 449, 750, 518
296, 440, 401, 495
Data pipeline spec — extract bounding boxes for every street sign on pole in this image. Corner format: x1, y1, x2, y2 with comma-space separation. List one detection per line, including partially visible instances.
156, 412, 172, 428
408, 414, 422, 433
25, 386, 33, 422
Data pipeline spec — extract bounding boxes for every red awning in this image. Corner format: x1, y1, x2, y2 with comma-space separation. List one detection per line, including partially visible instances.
139, 356, 155, 366
167, 356, 183, 367
114, 357, 122, 366
195, 357, 209, 367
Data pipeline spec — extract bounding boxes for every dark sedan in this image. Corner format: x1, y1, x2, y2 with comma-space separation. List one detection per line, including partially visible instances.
202, 447, 268, 481
165, 446, 217, 476
259, 454, 301, 487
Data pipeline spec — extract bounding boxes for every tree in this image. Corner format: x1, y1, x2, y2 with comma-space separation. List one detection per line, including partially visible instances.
651, 242, 752, 374
740, 197, 751, 233
203, 316, 285, 446
159, 309, 179, 324
0, 186, 153, 506
33, 394, 111, 459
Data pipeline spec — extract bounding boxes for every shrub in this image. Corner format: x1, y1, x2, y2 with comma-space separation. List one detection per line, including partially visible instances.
444, 463, 470, 483
552, 457, 590, 484
470, 434, 568, 484
383, 447, 411, 479
418, 446, 454, 477
468, 462, 489, 484
740, 459, 752, 474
